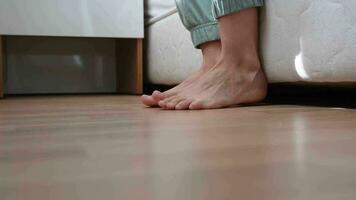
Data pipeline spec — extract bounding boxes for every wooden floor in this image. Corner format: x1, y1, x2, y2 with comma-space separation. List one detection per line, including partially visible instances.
1, 95, 356, 200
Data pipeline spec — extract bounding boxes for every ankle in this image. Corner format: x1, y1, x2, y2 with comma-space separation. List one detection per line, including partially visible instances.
200, 41, 222, 71
201, 58, 218, 71
201, 53, 221, 72
219, 52, 261, 71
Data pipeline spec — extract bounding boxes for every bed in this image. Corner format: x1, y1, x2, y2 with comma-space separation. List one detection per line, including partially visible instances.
145, 0, 356, 85
144, 0, 201, 85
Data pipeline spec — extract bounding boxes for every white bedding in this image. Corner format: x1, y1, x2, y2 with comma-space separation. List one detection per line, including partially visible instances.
146, 13, 201, 85
144, 0, 177, 25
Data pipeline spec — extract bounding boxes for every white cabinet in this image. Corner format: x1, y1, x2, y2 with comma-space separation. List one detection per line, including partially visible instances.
0, 0, 144, 97
0, 0, 143, 38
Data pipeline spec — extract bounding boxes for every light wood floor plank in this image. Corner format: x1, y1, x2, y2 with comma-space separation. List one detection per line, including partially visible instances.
1, 95, 356, 200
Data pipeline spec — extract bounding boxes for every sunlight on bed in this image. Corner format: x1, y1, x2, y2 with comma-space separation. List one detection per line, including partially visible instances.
295, 51, 310, 80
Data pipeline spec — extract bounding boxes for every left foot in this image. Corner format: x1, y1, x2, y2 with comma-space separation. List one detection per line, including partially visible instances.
141, 41, 222, 107
158, 57, 268, 110
140, 68, 208, 107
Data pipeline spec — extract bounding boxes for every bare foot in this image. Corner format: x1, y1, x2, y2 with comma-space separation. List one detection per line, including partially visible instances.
141, 68, 208, 107
156, 8, 268, 110
158, 57, 268, 110
141, 41, 221, 107
143, 7, 266, 109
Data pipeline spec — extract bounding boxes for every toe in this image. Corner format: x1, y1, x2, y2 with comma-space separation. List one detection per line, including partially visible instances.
152, 90, 165, 101
175, 99, 192, 110
161, 96, 179, 109
153, 89, 178, 101
158, 96, 177, 109
141, 95, 158, 107
166, 97, 184, 110
158, 100, 167, 108
189, 100, 205, 110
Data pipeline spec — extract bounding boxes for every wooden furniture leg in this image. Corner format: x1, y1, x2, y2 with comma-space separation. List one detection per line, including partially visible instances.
0, 36, 6, 98
116, 38, 143, 95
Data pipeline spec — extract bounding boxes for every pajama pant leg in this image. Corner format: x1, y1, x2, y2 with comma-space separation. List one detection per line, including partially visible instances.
175, 0, 264, 48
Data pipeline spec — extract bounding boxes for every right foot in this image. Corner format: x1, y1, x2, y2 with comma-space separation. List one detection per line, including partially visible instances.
157, 55, 268, 110
141, 41, 221, 107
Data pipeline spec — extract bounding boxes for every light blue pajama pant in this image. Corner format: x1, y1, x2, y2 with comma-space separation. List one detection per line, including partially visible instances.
175, 0, 264, 48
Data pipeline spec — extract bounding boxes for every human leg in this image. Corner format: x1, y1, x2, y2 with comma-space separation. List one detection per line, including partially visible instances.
159, 0, 267, 110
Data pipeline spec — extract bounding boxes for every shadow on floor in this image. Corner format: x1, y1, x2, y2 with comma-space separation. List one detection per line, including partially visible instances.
265, 84, 356, 109
145, 83, 356, 109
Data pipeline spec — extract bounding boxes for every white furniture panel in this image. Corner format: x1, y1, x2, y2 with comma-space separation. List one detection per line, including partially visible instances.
0, 0, 143, 38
